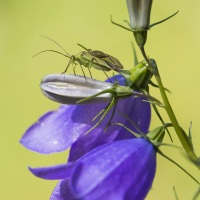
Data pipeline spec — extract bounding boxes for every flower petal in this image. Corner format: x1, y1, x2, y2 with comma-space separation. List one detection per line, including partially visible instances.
29, 163, 74, 180
70, 138, 156, 200
50, 179, 76, 200
68, 94, 151, 161
68, 75, 151, 162
20, 105, 85, 153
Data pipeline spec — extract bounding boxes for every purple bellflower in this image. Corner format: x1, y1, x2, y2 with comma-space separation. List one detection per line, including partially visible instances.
21, 75, 155, 199
31, 138, 156, 200
20, 75, 150, 155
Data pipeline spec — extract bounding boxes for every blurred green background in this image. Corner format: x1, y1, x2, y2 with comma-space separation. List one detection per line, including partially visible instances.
1, 0, 200, 199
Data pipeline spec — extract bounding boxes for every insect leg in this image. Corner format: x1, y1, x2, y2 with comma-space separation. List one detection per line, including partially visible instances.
103, 70, 112, 82
104, 99, 118, 132
62, 56, 74, 74
87, 68, 93, 78
72, 63, 77, 76
80, 65, 86, 78
89, 56, 110, 71
92, 99, 118, 133
92, 107, 107, 122
85, 96, 116, 134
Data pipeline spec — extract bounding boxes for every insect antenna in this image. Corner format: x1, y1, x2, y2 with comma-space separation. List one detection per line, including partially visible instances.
40, 35, 71, 56
77, 43, 91, 52
33, 50, 72, 74
33, 49, 71, 58
36, 35, 83, 75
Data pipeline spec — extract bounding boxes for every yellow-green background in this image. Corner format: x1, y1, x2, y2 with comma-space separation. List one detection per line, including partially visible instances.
1, 0, 200, 199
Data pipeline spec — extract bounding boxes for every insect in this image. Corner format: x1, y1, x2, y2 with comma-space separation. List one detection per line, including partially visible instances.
40, 73, 163, 135
76, 44, 123, 73
77, 58, 164, 134
34, 36, 124, 77
38, 37, 165, 136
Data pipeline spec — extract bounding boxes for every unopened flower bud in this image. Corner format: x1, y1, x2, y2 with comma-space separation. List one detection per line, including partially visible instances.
126, 0, 153, 47
40, 74, 113, 104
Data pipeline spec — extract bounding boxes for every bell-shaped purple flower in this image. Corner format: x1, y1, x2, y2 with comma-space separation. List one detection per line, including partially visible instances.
30, 138, 156, 200
21, 74, 153, 199
20, 75, 151, 156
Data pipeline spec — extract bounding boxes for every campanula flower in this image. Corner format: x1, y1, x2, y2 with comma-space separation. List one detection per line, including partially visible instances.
21, 74, 153, 199
20, 75, 150, 155
30, 138, 156, 200
40, 74, 114, 105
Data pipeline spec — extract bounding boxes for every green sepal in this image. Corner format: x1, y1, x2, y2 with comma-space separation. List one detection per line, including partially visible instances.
147, 123, 173, 143
149, 11, 179, 29
111, 16, 148, 47
120, 61, 152, 90
133, 30, 148, 48
147, 126, 165, 143
131, 42, 138, 66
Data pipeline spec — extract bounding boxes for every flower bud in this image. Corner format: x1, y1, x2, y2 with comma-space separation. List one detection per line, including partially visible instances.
121, 61, 152, 89
126, 0, 153, 47
40, 74, 113, 104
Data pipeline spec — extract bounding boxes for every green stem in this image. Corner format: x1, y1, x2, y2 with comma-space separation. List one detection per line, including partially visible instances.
140, 46, 200, 169
156, 75, 198, 161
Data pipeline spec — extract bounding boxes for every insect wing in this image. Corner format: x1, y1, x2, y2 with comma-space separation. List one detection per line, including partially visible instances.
89, 50, 109, 58
90, 50, 123, 71
103, 55, 123, 69
81, 51, 111, 71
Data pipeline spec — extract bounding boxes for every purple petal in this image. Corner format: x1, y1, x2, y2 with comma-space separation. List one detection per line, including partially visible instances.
106, 74, 126, 85
20, 105, 84, 153
70, 138, 156, 200
68, 75, 151, 161
68, 95, 150, 161
50, 179, 75, 200
29, 163, 74, 180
